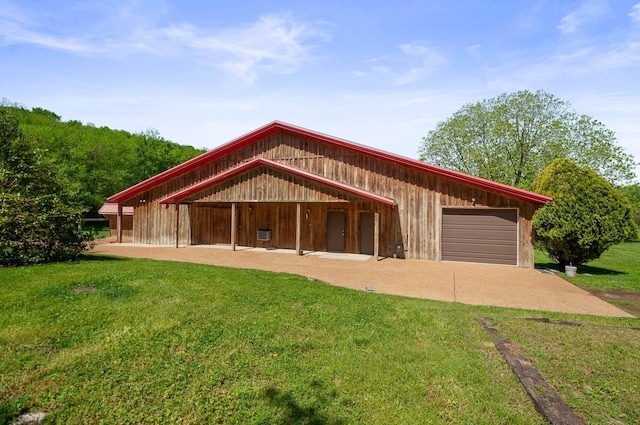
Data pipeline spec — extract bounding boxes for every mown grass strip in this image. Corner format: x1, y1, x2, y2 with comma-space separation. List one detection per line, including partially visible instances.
494, 315, 640, 424
535, 241, 640, 316
479, 318, 585, 425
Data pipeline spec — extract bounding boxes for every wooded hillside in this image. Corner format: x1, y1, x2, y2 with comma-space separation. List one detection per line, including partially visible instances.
1, 102, 205, 215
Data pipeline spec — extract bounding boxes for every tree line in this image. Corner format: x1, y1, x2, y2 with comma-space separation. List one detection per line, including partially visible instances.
0, 103, 206, 265
1, 101, 206, 216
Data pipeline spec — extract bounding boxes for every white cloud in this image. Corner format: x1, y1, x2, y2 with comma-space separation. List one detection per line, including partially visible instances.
486, 40, 640, 91
395, 42, 447, 85
466, 44, 483, 60
0, 0, 29, 23
630, 3, 640, 23
163, 14, 328, 83
558, 0, 608, 34
0, 3, 328, 83
0, 20, 92, 53
369, 41, 447, 86
515, 0, 546, 30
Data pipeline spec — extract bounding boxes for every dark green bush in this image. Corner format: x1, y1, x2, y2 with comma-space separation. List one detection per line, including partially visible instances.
0, 111, 90, 266
533, 158, 638, 266
619, 184, 640, 236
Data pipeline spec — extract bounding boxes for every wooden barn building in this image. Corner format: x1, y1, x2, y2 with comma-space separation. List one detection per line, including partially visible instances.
97, 203, 133, 242
106, 121, 551, 267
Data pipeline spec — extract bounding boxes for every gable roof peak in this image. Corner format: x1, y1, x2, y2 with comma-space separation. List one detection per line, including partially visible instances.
107, 121, 552, 205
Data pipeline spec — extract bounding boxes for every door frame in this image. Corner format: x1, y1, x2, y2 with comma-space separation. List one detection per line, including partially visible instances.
359, 211, 375, 255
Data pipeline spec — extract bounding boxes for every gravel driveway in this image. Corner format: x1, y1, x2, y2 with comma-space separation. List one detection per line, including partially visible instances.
90, 241, 633, 318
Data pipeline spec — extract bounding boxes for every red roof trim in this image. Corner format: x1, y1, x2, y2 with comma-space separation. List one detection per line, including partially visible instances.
108, 121, 552, 205
159, 158, 397, 207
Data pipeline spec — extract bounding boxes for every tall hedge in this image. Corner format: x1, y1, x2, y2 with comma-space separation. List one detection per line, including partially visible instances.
532, 158, 638, 267
0, 111, 89, 266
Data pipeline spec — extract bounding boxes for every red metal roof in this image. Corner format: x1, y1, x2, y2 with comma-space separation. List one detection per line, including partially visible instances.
107, 121, 552, 205
159, 158, 397, 207
98, 203, 134, 215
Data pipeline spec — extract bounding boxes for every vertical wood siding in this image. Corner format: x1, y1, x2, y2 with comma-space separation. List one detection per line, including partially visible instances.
123, 131, 539, 267
186, 201, 396, 256
107, 215, 133, 242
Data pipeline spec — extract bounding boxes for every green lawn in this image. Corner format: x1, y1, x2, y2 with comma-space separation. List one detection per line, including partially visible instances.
1, 255, 639, 424
535, 241, 640, 314
82, 221, 111, 240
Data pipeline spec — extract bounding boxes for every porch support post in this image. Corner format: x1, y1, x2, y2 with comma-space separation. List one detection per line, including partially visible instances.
231, 202, 237, 251
374, 211, 380, 261
175, 203, 180, 248
296, 203, 302, 255
116, 204, 123, 243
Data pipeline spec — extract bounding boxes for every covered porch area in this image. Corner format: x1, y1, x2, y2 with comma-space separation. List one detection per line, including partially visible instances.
185, 201, 389, 258
158, 158, 398, 258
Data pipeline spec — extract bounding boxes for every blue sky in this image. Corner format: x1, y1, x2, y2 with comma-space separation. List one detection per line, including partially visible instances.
1, 0, 639, 180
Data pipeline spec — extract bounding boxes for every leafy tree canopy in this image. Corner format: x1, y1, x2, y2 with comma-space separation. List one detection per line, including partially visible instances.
532, 158, 638, 267
0, 101, 206, 215
620, 184, 640, 233
0, 110, 90, 266
419, 90, 636, 189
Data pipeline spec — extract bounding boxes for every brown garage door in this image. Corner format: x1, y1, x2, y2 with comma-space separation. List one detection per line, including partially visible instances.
442, 209, 517, 266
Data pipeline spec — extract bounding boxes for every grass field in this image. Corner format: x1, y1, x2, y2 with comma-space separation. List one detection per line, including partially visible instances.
536, 241, 640, 314
82, 221, 111, 240
1, 254, 639, 424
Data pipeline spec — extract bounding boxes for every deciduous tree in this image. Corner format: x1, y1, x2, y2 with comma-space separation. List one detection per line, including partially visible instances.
0, 102, 205, 215
419, 90, 635, 188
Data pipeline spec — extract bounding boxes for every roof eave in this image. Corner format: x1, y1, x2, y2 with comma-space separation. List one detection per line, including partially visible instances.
107, 122, 283, 203
107, 121, 552, 206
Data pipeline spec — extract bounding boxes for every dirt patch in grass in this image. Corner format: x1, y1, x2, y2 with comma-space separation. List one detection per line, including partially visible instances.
70, 286, 96, 294
585, 289, 640, 317
586, 289, 640, 302
612, 304, 640, 317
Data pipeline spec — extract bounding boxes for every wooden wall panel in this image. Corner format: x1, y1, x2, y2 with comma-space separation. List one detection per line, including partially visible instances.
107, 215, 133, 242
190, 204, 231, 245
131, 191, 191, 245
183, 168, 365, 204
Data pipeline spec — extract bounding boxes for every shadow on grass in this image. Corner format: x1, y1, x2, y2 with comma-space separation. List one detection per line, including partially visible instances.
535, 262, 625, 276
263, 386, 345, 425
0, 396, 29, 425
80, 253, 128, 262
577, 264, 626, 276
